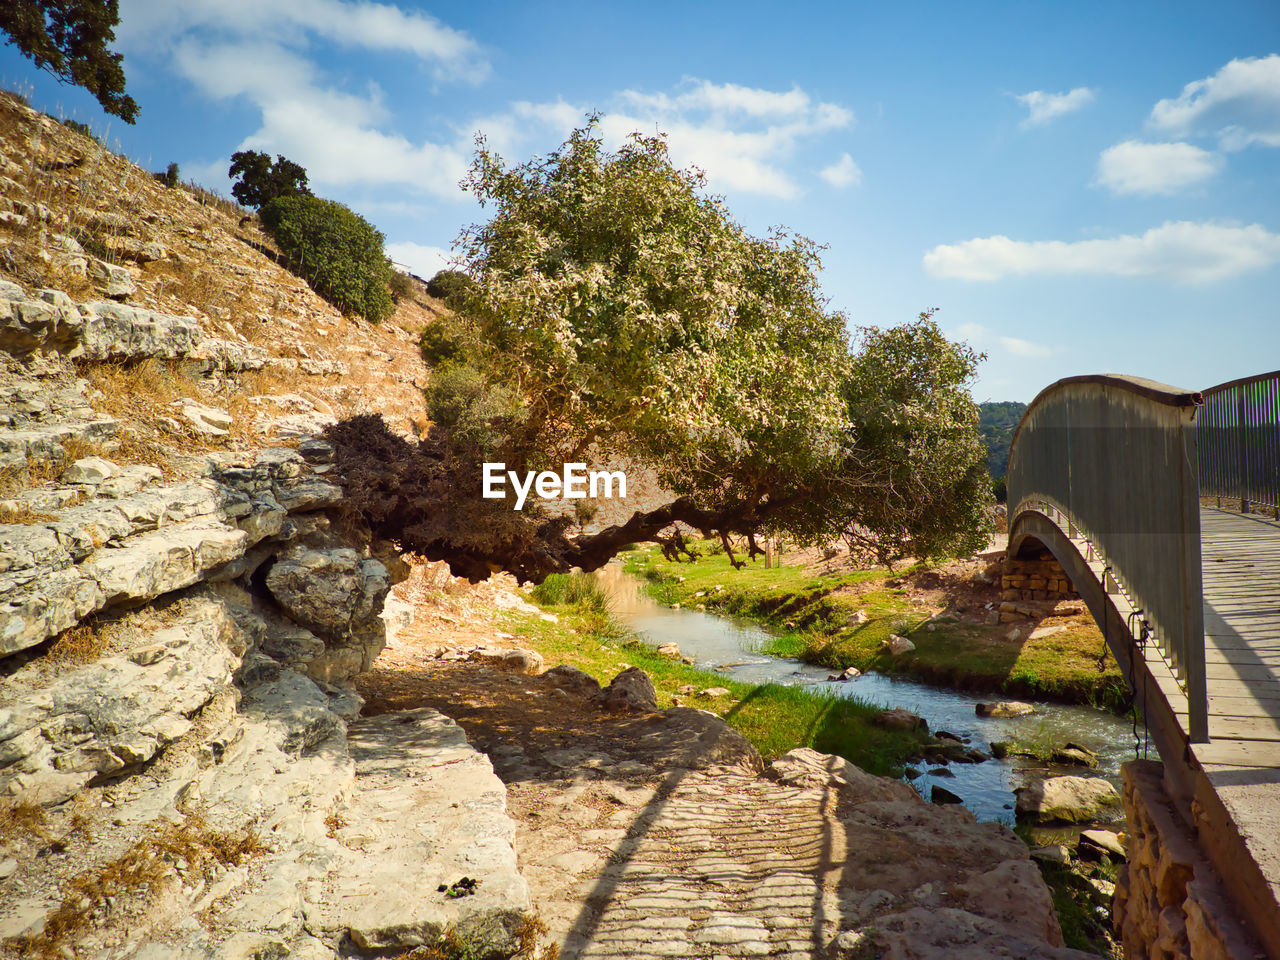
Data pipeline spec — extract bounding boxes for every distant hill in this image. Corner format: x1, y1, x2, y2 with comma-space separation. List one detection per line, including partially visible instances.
978, 401, 1027, 479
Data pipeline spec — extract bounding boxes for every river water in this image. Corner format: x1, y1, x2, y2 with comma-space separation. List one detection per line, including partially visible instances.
596, 563, 1142, 826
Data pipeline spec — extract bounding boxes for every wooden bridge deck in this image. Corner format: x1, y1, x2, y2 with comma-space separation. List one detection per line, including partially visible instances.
1188, 507, 1280, 921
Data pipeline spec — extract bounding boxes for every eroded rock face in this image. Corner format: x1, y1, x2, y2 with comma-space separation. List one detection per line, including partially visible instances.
265, 546, 389, 659
769, 746, 920, 804
0, 595, 243, 805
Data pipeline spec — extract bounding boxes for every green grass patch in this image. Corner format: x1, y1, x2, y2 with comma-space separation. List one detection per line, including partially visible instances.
624, 543, 1126, 711
508, 586, 929, 778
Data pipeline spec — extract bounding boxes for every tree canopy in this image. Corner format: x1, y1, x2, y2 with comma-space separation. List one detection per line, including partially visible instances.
228, 151, 311, 210
327, 121, 992, 580
1, 0, 136, 122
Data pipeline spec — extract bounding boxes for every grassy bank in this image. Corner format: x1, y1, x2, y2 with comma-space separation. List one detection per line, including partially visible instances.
508, 573, 931, 778
624, 543, 1126, 711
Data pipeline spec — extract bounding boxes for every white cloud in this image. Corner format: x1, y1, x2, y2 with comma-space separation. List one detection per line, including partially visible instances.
386, 242, 454, 278
999, 336, 1051, 358
119, 0, 487, 82
1149, 55, 1280, 149
924, 221, 1280, 285
954, 322, 988, 342
820, 153, 862, 188
496, 80, 854, 199
1015, 87, 1095, 126
1095, 140, 1224, 195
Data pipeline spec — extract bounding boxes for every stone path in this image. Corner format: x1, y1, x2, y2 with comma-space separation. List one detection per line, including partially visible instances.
360, 621, 1101, 960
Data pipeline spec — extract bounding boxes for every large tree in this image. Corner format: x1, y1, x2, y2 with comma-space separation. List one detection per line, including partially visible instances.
326, 121, 991, 581
1, 0, 136, 122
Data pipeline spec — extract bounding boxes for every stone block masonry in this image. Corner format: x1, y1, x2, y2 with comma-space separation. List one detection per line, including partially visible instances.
1114, 760, 1265, 960
1000, 550, 1080, 621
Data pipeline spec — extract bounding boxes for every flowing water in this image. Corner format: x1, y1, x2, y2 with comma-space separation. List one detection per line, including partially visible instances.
596, 563, 1143, 826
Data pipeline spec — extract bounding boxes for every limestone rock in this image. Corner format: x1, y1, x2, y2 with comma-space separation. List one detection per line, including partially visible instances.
976, 700, 1036, 718
499, 648, 543, 675
0, 596, 240, 805
655, 642, 681, 657
1015, 776, 1121, 823
1080, 828, 1126, 860
314, 708, 529, 952
598, 666, 658, 712
633, 707, 764, 775
542, 664, 601, 698
265, 546, 389, 649
885, 633, 916, 655
174, 400, 233, 436
768, 747, 920, 804
61, 455, 119, 485
875, 707, 928, 733
87, 258, 136, 298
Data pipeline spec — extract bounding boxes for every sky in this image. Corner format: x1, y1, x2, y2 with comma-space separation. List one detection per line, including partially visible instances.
1, 0, 1278, 402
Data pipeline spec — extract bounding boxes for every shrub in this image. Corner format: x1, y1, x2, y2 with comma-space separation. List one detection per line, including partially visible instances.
259, 195, 394, 322
425, 269, 474, 305
162, 162, 179, 188
60, 118, 94, 139
389, 270, 414, 303
424, 364, 523, 448
418, 316, 477, 368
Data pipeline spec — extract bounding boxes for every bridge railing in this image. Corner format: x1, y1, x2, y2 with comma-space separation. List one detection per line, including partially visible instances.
1199, 370, 1280, 519
1008, 375, 1207, 741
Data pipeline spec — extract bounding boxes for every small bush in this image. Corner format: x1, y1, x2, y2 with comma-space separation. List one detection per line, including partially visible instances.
424, 364, 523, 447
60, 119, 95, 140
161, 162, 179, 188
419, 316, 477, 368
260, 195, 394, 322
389, 270, 414, 302
425, 269, 474, 306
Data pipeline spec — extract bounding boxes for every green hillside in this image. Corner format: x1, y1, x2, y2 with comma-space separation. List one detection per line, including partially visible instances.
978, 401, 1027, 480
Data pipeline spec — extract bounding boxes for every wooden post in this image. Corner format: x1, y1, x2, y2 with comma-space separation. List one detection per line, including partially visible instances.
765, 539, 774, 569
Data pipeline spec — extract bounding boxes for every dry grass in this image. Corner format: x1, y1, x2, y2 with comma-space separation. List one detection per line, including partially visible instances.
11, 814, 269, 959
42, 622, 108, 667
0, 503, 56, 524
0, 799, 50, 843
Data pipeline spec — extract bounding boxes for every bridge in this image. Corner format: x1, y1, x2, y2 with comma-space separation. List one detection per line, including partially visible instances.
1008, 369, 1280, 958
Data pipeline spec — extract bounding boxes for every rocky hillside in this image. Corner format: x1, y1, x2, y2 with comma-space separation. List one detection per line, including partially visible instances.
0, 88, 544, 958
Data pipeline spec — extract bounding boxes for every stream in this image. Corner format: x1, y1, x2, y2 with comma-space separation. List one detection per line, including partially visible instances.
596, 562, 1143, 827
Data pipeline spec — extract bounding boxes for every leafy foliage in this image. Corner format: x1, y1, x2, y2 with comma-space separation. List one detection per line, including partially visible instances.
0, 0, 137, 122
388, 269, 414, 303
259, 194, 394, 322
228, 150, 311, 210
425, 268, 475, 305
328, 121, 992, 581
836, 314, 994, 563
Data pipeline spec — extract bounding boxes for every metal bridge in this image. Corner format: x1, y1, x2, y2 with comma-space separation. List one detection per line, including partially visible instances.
1007, 369, 1280, 956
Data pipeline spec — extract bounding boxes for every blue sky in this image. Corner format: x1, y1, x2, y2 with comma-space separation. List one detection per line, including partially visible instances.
2, 0, 1278, 401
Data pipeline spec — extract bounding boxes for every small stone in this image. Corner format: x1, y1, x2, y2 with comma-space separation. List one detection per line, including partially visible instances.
1030, 844, 1071, 864
931, 784, 963, 805
543, 664, 601, 699
976, 700, 1035, 718
838, 666, 861, 681
884, 634, 915, 655
500, 648, 543, 676
1080, 828, 1126, 860
1015, 776, 1120, 824
851, 609, 869, 624
0, 858, 16, 879
655, 642, 681, 658
874, 708, 927, 732
700, 687, 731, 698
175, 401, 234, 436
62, 455, 119, 485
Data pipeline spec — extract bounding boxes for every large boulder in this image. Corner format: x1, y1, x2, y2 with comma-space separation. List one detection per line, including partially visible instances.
1015, 776, 1121, 824
265, 546, 390, 674
597, 666, 658, 712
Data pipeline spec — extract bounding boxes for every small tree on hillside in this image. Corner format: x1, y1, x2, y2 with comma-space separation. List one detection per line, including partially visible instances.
260, 194, 394, 322
325, 121, 992, 581
228, 151, 311, 210
1, 0, 137, 122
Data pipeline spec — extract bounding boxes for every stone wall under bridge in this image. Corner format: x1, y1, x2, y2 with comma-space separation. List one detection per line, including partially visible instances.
1114, 760, 1265, 959
1000, 549, 1080, 623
